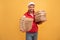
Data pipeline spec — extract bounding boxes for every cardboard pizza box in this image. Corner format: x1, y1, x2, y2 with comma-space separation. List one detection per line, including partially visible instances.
35, 10, 46, 22
20, 16, 33, 32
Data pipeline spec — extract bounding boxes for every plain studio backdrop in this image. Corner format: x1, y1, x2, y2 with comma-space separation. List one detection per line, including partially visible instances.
0, 0, 60, 40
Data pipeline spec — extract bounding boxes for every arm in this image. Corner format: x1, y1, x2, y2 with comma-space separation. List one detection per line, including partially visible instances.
36, 18, 47, 25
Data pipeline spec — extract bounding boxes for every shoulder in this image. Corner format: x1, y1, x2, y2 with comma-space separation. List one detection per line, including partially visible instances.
24, 12, 29, 17
24, 12, 28, 15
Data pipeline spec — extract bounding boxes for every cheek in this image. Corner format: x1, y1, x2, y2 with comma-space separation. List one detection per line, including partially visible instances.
28, 8, 31, 10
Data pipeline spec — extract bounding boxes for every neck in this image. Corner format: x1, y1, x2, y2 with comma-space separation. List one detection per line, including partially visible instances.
28, 10, 34, 14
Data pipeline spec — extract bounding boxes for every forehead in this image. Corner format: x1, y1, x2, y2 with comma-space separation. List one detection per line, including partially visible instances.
28, 4, 35, 7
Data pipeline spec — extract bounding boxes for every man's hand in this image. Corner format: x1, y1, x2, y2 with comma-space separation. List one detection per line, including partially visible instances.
20, 28, 25, 32
20, 30, 25, 32
40, 16, 47, 21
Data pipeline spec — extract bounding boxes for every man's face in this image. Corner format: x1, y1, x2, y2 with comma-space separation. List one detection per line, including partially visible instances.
28, 5, 35, 12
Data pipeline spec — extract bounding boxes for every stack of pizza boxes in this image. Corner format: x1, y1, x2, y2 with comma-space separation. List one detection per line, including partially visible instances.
20, 16, 33, 31
35, 10, 46, 22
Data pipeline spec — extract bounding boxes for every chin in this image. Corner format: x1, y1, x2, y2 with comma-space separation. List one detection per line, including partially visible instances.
30, 10, 34, 12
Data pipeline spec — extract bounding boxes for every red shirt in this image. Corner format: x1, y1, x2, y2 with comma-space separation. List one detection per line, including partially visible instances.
24, 11, 38, 33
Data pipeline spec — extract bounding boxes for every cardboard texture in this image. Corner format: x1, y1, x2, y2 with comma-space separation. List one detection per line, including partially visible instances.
20, 16, 33, 31
35, 10, 46, 22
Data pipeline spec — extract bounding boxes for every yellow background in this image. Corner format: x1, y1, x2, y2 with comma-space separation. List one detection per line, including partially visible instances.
0, 0, 60, 40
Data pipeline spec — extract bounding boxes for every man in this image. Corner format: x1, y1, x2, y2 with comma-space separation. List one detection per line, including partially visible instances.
20, 2, 46, 40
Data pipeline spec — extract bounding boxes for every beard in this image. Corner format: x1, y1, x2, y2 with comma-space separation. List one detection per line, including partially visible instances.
28, 9, 34, 13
